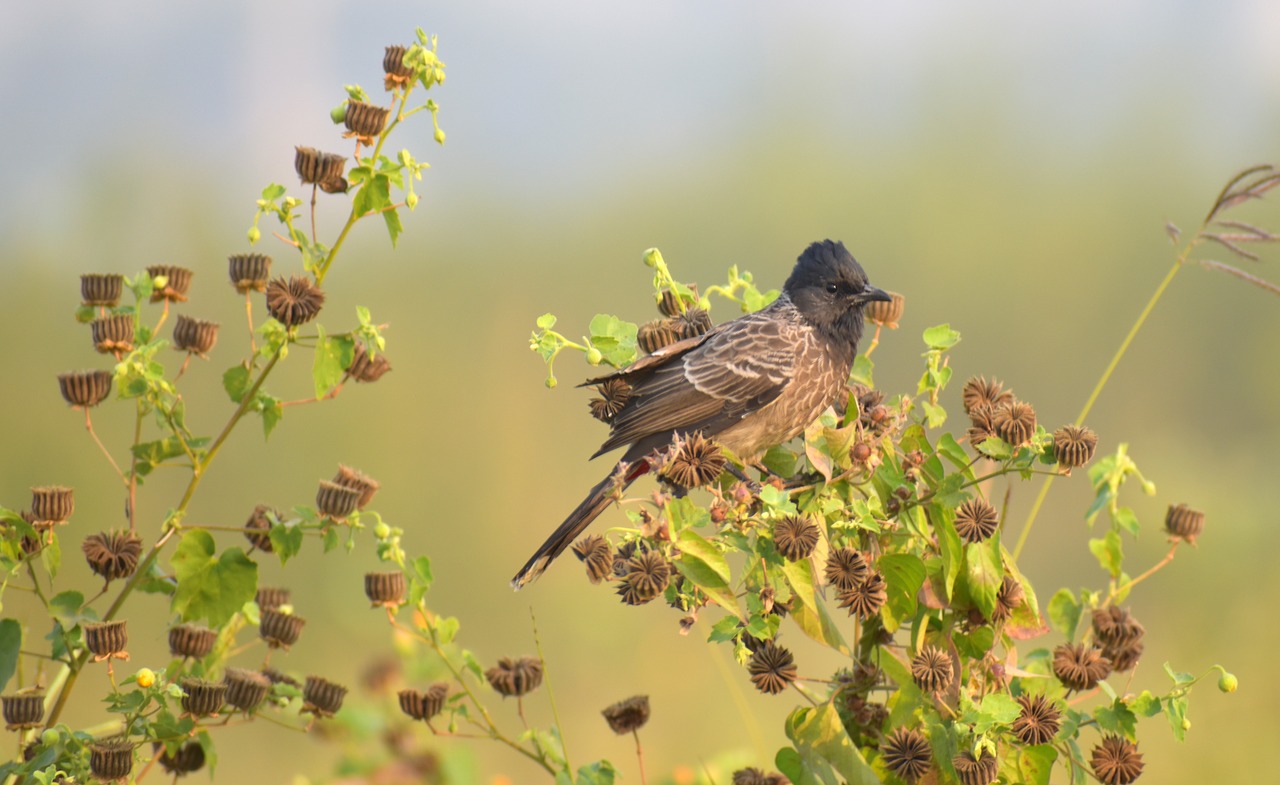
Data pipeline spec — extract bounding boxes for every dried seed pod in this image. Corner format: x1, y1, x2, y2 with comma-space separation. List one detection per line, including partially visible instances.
1091, 735, 1144, 785
91, 314, 135, 355
952, 749, 998, 785
223, 668, 271, 712
637, 319, 679, 354
991, 574, 1025, 623
256, 586, 290, 612
83, 620, 129, 660
911, 645, 953, 693
347, 341, 392, 382
992, 401, 1037, 446
731, 769, 789, 785
881, 727, 931, 783
661, 432, 726, 489
398, 683, 449, 721
295, 146, 347, 191
1012, 693, 1062, 746
81, 273, 124, 307
89, 738, 134, 782
773, 516, 820, 561
588, 377, 632, 422
228, 253, 272, 294
244, 504, 278, 552
954, 497, 999, 543
344, 101, 391, 140
302, 675, 348, 717
334, 465, 380, 509
147, 265, 193, 303
837, 569, 887, 620
172, 315, 219, 357
259, 609, 306, 649
824, 547, 869, 591
266, 275, 325, 328
179, 677, 226, 717
657, 288, 686, 317
615, 550, 671, 605
967, 405, 997, 448
748, 641, 797, 695
156, 740, 205, 775
601, 694, 650, 734
315, 480, 361, 520
1052, 642, 1111, 691
961, 376, 1014, 415
672, 307, 713, 340
31, 486, 74, 523
485, 656, 543, 698
57, 370, 113, 408
571, 534, 614, 584
865, 291, 905, 329
1093, 607, 1146, 672
384, 45, 413, 87
1164, 503, 1204, 544
364, 572, 406, 607
1053, 425, 1098, 469
1, 693, 45, 730
168, 623, 217, 659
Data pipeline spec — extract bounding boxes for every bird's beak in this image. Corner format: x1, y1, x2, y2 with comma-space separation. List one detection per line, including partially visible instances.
857, 286, 892, 304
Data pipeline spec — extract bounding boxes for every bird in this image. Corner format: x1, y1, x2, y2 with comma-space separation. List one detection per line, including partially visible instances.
511, 239, 890, 589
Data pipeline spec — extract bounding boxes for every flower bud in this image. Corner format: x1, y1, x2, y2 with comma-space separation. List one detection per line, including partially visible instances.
1218, 671, 1238, 693
135, 668, 156, 688
434, 128, 446, 145
546, 376, 557, 389
586, 347, 603, 366
248, 226, 261, 244
375, 522, 392, 539
642, 248, 663, 268
406, 192, 419, 209
330, 103, 347, 124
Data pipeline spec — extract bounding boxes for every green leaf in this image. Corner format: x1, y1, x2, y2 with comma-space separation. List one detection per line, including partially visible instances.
0, 619, 20, 692
40, 533, 61, 579
261, 183, 286, 200
1094, 699, 1138, 738
964, 537, 1002, 619
1130, 691, 1161, 717
267, 520, 304, 565
781, 557, 817, 613
536, 313, 557, 330
850, 354, 874, 387
312, 327, 354, 398
708, 615, 740, 643
954, 626, 994, 659
222, 364, 251, 403
1164, 694, 1190, 742
758, 485, 797, 515
354, 173, 392, 217
962, 692, 1020, 733
408, 556, 434, 605
1019, 745, 1058, 785
784, 703, 879, 785
170, 531, 258, 627
1088, 530, 1123, 578
932, 504, 963, 601
48, 591, 85, 628
574, 760, 619, 785
587, 314, 639, 368
922, 323, 961, 350
790, 596, 848, 654
1113, 506, 1140, 537
921, 401, 946, 428
1162, 661, 1196, 687
674, 530, 739, 617
878, 553, 926, 632
383, 206, 403, 246
1047, 588, 1082, 640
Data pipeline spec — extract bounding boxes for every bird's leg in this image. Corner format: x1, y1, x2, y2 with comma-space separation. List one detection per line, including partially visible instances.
724, 463, 763, 495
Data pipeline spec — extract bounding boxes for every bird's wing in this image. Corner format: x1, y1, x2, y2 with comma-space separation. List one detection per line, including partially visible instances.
591, 307, 801, 457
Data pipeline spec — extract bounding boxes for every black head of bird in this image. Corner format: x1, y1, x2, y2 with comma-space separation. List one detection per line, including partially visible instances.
783, 239, 890, 345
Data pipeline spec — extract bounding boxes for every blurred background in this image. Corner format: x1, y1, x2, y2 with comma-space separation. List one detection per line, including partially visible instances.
2, 1, 1278, 782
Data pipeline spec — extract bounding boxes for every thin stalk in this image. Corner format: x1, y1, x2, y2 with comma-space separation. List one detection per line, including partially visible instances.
84, 409, 125, 483
632, 729, 648, 785
531, 608, 571, 773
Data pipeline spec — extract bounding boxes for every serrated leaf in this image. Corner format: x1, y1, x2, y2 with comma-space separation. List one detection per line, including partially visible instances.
1113, 506, 1140, 536
222, 364, 251, 403
408, 556, 433, 605
536, 313, 557, 329
1047, 588, 1082, 640
922, 323, 961, 349
170, 531, 258, 627
383, 207, 403, 247
587, 313, 639, 367
1088, 530, 1123, 578
312, 327, 354, 398
759, 485, 797, 515
267, 521, 304, 565
674, 530, 739, 617
1094, 699, 1138, 738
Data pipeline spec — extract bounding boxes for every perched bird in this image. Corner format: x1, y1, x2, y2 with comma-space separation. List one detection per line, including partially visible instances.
511, 240, 890, 589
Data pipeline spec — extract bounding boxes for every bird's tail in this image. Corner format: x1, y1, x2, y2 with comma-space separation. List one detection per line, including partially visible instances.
510, 460, 647, 590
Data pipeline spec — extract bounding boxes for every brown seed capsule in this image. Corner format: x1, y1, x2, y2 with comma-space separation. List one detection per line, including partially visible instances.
961, 376, 1014, 415
837, 570, 887, 620
672, 307, 713, 340
881, 727, 931, 783
147, 265, 193, 303
865, 291, 905, 329
637, 319, 679, 354
256, 586, 290, 612
168, 623, 217, 659
773, 515, 820, 561
347, 342, 393, 382
485, 656, 543, 698
398, 683, 449, 721
295, 146, 347, 191
731, 769, 789, 785
1091, 735, 1144, 785
601, 694, 650, 734
31, 486, 74, 523
615, 550, 671, 605
223, 668, 271, 713
824, 546, 869, 591
91, 314, 135, 355
83, 620, 128, 660
952, 749, 998, 785
156, 740, 205, 775
660, 432, 726, 489
172, 315, 219, 357
1093, 607, 1146, 672
259, 609, 306, 650
991, 574, 1025, 623
180, 677, 226, 717
364, 572, 406, 607
954, 497, 999, 544
1052, 642, 1111, 691
657, 288, 686, 317
266, 275, 325, 328
243, 505, 278, 553
748, 641, 797, 695
303, 676, 348, 717
89, 738, 134, 782
992, 401, 1037, 446
571, 534, 614, 584
967, 405, 997, 448
1, 693, 44, 730
911, 645, 953, 693
344, 101, 391, 141
1053, 425, 1098, 469
1012, 693, 1062, 746
316, 480, 361, 520
58, 369, 113, 408
81, 273, 124, 307
851, 442, 873, 463
228, 253, 272, 294
334, 465, 380, 509
384, 45, 413, 88
588, 377, 632, 422
1164, 503, 1204, 544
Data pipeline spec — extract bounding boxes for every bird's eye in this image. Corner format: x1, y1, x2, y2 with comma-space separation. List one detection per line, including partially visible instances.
825, 283, 839, 294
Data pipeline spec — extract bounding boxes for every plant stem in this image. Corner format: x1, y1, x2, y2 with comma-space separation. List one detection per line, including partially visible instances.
530, 608, 571, 773
632, 729, 648, 785
84, 409, 125, 483
1107, 542, 1180, 603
